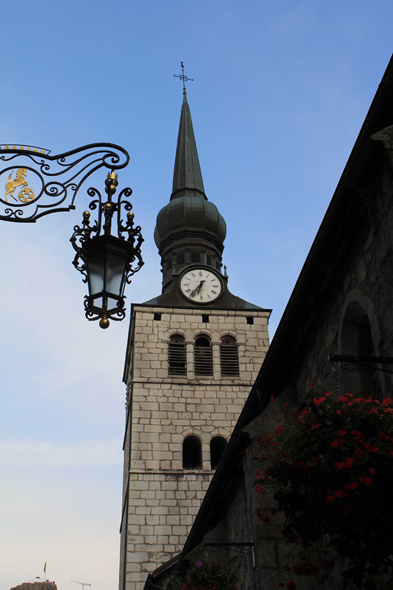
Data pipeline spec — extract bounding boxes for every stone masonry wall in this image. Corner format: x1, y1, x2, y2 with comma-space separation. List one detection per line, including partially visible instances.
120, 305, 270, 590
286, 133, 393, 404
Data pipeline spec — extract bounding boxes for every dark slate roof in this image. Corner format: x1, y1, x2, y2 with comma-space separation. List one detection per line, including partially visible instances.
171, 90, 206, 200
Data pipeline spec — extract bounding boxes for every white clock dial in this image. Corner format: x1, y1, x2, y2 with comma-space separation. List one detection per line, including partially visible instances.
180, 268, 223, 303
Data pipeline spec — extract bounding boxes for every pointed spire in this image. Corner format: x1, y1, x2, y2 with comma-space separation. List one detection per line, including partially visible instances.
171, 91, 206, 200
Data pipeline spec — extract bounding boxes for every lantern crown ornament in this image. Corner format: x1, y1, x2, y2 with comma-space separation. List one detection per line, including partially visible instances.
70, 170, 144, 329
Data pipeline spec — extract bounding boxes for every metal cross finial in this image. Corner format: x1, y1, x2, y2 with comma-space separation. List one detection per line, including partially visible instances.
174, 61, 194, 92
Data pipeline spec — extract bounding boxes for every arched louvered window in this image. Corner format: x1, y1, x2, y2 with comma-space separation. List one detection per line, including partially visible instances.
168, 334, 187, 376
194, 336, 213, 376
341, 302, 380, 397
220, 336, 239, 377
210, 436, 227, 469
183, 435, 202, 469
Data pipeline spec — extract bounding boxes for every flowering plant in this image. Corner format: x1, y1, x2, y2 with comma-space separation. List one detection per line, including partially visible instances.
254, 391, 393, 590
171, 560, 239, 590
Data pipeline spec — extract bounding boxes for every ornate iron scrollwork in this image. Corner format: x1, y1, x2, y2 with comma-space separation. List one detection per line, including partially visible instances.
0, 143, 129, 222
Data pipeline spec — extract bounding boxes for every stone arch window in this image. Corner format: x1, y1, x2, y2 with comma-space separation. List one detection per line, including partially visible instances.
220, 335, 239, 377
210, 436, 227, 469
183, 435, 202, 469
341, 302, 380, 397
194, 335, 213, 376
168, 334, 187, 376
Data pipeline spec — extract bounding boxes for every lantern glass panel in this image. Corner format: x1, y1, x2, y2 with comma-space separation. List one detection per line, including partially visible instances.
106, 252, 127, 296
87, 253, 105, 297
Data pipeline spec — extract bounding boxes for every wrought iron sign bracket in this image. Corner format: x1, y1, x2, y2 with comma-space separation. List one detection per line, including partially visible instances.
328, 355, 393, 375
0, 143, 144, 328
0, 143, 130, 222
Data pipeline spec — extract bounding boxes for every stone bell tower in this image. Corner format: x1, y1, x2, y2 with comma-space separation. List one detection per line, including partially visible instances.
119, 89, 271, 590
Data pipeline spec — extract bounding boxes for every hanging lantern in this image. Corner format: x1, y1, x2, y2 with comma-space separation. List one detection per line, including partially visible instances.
71, 172, 144, 328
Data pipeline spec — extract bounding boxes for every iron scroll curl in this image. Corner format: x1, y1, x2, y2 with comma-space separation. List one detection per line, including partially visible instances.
0, 143, 130, 222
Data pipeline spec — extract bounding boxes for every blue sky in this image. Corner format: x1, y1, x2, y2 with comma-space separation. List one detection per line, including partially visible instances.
1, 2, 392, 589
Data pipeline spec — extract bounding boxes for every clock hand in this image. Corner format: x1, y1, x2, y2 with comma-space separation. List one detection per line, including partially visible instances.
196, 280, 205, 294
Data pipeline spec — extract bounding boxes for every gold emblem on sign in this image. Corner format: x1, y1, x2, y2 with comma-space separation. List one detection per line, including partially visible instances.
5, 168, 35, 203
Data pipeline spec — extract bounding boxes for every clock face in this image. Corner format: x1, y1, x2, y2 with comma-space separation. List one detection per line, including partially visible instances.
180, 268, 223, 304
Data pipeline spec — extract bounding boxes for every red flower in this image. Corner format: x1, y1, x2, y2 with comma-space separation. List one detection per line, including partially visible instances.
339, 430, 347, 436
311, 457, 318, 466
378, 431, 393, 443
382, 397, 393, 406
334, 491, 344, 498
331, 440, 339, 448
337, 462, 345, 470
359, 475, 373, 486
369, 467, 376, 475
253, 484, 265, 495
274, 425, 284, 436
322, 560, 335, 570
346, 481, 358, 490
369, 408, 378, 415
345, 458, 354, 468
256, 511, 271, 523
286, 580, 297, 590
364, 443, 380, 453
311, 423, 321, 430
354, 447, 363, 458
313, 397, 326, 406
341, 509, 349, 517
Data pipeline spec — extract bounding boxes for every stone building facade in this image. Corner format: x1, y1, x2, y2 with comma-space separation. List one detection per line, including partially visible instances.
119, 90, 270, 590
156, 56, 393, 590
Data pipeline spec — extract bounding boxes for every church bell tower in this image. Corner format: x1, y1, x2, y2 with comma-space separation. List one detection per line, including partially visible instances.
119, 89, 271, 590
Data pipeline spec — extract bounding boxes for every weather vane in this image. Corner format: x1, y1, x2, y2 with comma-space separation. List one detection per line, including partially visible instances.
174, 61, 194, 92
